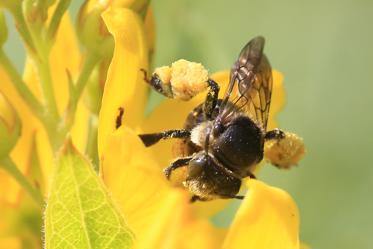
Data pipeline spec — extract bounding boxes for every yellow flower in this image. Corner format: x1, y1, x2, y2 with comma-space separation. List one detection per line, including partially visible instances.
0, 1, 303, 248
98, 7, 301, 248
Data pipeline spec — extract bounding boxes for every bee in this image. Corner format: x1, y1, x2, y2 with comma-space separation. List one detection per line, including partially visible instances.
139, 36, 301, 202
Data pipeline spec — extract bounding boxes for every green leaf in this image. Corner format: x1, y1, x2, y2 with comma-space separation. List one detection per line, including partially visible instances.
44, 140, 134, 249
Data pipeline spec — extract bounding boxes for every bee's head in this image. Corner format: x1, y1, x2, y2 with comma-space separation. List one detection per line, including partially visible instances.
183, 152, 241, 200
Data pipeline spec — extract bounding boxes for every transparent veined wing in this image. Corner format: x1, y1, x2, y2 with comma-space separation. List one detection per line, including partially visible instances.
220, 36, 273, 131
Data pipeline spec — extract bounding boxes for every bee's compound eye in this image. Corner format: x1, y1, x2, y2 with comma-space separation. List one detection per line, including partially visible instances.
212, 122, 225, 137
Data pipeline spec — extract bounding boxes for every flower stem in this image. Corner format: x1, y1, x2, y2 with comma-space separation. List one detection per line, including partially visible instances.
86, 114, 99, 172
7, 5, 37, 55
0, 49, 44, 119
35, 56, 60, 124
0, 157, 44, 208
47, 0, 72, 41
65, 53, 100, 130
75, 54, 101, 101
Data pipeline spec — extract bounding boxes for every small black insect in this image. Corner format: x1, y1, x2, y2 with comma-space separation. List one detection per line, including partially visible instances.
139, 36, 286, 202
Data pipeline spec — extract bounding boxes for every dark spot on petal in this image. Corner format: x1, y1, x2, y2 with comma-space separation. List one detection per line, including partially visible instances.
116, 107, 124, 129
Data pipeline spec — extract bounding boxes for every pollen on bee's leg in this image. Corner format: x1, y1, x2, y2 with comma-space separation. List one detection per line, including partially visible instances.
170, 59, 209, 100
264, 132, 305, 169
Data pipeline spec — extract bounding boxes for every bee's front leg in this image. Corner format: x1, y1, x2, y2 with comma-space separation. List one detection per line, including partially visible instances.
140, 69, 173, 98
139, 129, 190, 147
163, 156, 193, 180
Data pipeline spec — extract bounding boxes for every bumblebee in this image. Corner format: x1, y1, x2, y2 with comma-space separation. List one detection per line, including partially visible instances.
139, 36, 304, 202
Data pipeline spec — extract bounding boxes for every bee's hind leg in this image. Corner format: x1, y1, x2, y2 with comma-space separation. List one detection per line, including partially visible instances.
265, 128, 285, 141
203, 79, 220, 120
163, 156, 193, 180
139, 129, 191, 147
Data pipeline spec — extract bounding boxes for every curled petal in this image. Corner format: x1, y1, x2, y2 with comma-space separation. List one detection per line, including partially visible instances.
223, 180, 300, 249
98, 7, 149, 157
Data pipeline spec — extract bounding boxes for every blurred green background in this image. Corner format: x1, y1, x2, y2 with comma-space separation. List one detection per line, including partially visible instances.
4, 0, 373, 248
151, 1, 373, 248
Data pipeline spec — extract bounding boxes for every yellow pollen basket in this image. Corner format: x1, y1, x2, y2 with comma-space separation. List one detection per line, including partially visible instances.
264, 132, 305, 169
154, 59, 209, 100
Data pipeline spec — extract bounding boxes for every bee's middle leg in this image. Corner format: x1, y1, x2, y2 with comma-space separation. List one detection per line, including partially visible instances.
203, 79, 220, 120
139, 129, 190, 147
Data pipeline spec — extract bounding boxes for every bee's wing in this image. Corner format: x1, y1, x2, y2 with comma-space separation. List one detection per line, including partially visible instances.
220, 36, 273, 131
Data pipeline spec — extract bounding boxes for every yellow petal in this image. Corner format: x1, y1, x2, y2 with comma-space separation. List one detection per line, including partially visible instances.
101, 126, 185, 245
98, 7, 149, 157
223, 180, 299, 249
101, 126, 220, 248
175, 220, 226, 249
109, 0, 150, 12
